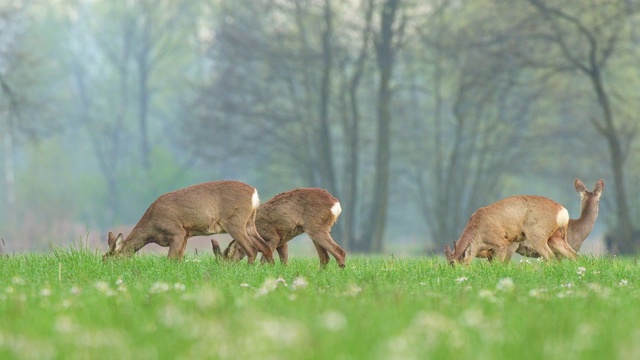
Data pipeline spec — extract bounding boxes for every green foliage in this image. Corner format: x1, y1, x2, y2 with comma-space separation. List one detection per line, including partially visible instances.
1, 252, 639, 359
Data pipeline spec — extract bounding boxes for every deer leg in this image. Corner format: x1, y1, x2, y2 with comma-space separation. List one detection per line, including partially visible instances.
259, 242, 286, 264
548, 236, 578, 260
312, 241, 331, 267
491, 246, 511, 263
277, 243, 289, 265
225, 225, 258, 264
245, 216, 274, 264
168, 233, 187, 260
505, 242, 519, 261
307, 230, 346, 268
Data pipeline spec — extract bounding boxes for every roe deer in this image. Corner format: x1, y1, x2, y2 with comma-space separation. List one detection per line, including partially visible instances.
217, 188, 346, 268
103, 180, 274, 264
516, 178, 604, 258
444, 195, 577, 265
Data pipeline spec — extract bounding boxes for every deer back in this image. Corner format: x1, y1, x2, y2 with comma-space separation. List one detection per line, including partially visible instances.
256, 188, 341, 241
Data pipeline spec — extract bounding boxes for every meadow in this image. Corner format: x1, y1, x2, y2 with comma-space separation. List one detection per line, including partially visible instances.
1, 248, 639, 360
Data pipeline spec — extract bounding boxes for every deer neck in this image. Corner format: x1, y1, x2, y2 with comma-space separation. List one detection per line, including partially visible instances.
121, 229, 150, 256
567, 200, 599, 251
453, 231, 476, 262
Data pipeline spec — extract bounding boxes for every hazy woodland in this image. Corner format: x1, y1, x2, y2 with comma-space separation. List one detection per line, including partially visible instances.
2, 0, 640, 255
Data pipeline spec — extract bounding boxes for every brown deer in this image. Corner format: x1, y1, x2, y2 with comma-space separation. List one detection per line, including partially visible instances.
515, 178, 604, 258
444, 195, 577, 265
215, 188, 346, 268
103, 180, 274, 264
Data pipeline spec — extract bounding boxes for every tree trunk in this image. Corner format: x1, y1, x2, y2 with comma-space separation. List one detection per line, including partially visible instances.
318, 0, 336, 193
363, 0, 400, 253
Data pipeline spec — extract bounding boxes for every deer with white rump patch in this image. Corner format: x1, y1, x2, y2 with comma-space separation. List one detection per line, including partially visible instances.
445, 195, 577, 265
515, 178, 604, 258
103, 180, 274, 264
213, 188, 346, 267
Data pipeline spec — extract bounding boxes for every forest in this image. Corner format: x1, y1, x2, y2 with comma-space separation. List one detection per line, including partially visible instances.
1, 0, 640, 254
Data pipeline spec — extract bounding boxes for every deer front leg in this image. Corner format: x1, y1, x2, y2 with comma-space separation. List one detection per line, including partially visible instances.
168, 234, 187, 260
277, 243, 289, 265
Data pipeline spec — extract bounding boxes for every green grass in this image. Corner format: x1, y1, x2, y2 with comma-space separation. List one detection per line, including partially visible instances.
1, 249, 639, 360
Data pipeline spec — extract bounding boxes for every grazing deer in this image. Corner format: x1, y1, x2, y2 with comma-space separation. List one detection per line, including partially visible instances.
516, 178, 604, 258
103, 180, 274, 264
445, 195, 577, 265
217, 188, 346, 268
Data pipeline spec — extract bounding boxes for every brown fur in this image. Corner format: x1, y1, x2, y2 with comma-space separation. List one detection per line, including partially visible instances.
515, 178, 604, 258
445, 195, 576, 265
221, 188, 346, 268
103, 180, 273, 264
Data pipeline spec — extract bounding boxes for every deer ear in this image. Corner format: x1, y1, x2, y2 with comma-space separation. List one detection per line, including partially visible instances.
211, 239, 222, 258
444, 245, 453, 260
574, 178, 587, 194
594, 179, 604, 196
107, 232, 117, 248
114, 234, 124, 252
223, 240, 235, 258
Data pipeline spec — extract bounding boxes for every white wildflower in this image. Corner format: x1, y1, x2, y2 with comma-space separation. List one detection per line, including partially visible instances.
149, 282, 170, 294
40, 288, 51, 297
321, 311, 347, 331
529, 288, 547, 298
619, 279, 629, 287
173, 283, 186, 292
455, 276, 468, 283
240, 283, 251, 288
496, 278, 514, 292
256, 278, 279, 296
344, 283, 362, 297
69, 285, 81, 295
115, 278, 124, 286
94, 281, 115, 296
292, 277, 308, 290
577, 267, 586, 276
478, 289, 496, 302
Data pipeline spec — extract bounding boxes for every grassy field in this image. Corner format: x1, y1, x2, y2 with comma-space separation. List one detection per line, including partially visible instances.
1, 248, 639, 360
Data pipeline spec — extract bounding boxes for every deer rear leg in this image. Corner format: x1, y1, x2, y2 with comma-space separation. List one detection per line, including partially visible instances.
312, 241, 331, 267
225, 229, 258, 264
246, 218, 274, 264
308, 230, 346, 268
548, 236, 578, 260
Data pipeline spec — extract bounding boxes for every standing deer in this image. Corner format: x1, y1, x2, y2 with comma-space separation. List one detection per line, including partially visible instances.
103, 180, 274, 264
444, 195, 577, 265
215, 188, 346, 268
516, 178, 604, 258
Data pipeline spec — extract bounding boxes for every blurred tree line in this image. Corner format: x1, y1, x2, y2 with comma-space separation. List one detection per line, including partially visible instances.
1, 0, 639, 253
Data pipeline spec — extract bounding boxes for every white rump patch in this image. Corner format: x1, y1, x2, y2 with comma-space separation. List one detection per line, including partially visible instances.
556, 208, 569, 227
252, 189, 260, 209
331, 201, 342, 219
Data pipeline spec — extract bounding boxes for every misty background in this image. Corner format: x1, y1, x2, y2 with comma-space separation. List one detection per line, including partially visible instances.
1, 0, 639, 256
